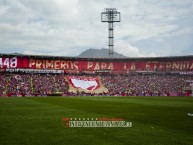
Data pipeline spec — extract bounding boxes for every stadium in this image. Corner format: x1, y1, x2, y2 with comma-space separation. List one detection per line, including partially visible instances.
0, 53, 193, 145
0, 53, 193, 97
1, 1, 193, 145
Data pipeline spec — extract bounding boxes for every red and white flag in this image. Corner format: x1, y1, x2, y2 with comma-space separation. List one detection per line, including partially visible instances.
15, 75, 21, 80
66, 76, 108, 94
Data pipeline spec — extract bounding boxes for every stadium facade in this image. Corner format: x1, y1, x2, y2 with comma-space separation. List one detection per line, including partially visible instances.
1, 53, 193, 71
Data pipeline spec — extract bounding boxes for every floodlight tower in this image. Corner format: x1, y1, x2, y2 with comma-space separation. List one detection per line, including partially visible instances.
101, 8, 121, 58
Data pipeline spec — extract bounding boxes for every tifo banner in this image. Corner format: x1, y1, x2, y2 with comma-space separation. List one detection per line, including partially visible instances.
66, 76, 108, 94
0, 56, 193, 71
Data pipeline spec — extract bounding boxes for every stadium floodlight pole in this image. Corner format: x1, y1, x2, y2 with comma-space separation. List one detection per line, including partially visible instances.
101, 8, 121, 58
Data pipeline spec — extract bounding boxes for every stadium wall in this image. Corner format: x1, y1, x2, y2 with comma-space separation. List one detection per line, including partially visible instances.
0, 54, 193, 72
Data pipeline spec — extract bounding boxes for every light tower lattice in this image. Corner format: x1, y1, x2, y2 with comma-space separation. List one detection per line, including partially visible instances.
101, 8, 121, 58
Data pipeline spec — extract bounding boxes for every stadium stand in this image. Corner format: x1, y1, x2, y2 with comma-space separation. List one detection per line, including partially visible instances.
0, 54, 192, 96
0, 72, 192, 96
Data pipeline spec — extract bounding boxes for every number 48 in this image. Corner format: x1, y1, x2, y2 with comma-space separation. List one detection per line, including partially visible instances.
0, 57, 17, 68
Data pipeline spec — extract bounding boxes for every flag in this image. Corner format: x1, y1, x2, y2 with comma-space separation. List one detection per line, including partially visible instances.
15, 75, 21, 80
66, 76, 108, 94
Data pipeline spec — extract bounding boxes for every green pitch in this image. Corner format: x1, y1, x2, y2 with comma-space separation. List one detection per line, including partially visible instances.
0, 96, 193, 145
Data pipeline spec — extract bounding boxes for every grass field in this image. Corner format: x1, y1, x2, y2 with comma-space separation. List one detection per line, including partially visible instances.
0, 96, 193, 145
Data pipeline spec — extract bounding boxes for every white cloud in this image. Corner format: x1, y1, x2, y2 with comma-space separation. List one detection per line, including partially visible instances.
0, 0, 193, 57
115, 40, 156, 57
159, 27, 193, 38
0, 5, 8, 15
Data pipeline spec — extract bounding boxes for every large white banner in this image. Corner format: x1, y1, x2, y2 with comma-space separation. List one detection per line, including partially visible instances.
66, 76, 108, 94
71, 78, 98, 91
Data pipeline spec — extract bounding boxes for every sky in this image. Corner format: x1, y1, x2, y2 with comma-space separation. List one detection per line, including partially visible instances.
0, 0, 193, 57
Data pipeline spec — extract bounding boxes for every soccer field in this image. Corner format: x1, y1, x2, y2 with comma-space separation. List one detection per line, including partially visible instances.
0, 96, 193, 145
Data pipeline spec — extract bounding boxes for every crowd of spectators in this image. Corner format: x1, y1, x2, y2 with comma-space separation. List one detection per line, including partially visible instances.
6, 73, 32, 96
100, 73, 192, 96
0, 73, 69, 96
0, 74, 7, 95
0, 72, 192, 96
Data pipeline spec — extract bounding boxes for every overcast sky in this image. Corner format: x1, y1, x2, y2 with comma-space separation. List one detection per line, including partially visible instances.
0, 0, 193, 57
